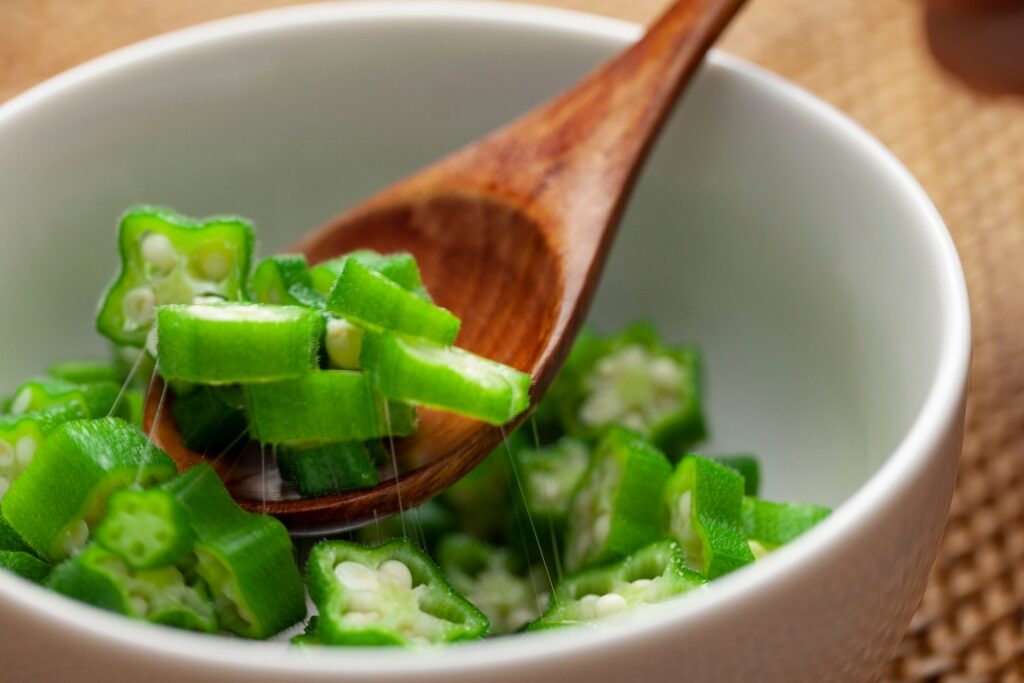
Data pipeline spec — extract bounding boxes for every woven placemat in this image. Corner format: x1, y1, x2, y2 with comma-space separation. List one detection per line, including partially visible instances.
3, 0, 1024, 679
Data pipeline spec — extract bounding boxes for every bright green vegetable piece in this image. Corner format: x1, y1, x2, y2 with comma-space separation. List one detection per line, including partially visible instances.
517, 437, 590, 525
276, 442, 380, 497
530, 540, 706, 630
156, 302, 323, 384
437, 533, 541, 634
662, 454, 755, 579
0, 551, 52, 583
250, 254, 322, 307
310, 250, 429, 300
0, 513, 32, 553
94, 488, 195, 570
47, 544, 217, 633
169, 385, 247, 455
713, 455, 761, 497
742, 497, 830, 555
244, 371, 416, 445
291, 616, 322, 646
0, 403, 89, 500
96, 205, 255, 347
325, 259, 458, 345
162, 464, 306, 639
439, 433, 523, 544
535, 323, 706, 454
563, 427, 671, 573
48, 360, 124, 385
7, 377, 121, 419
355, 499, 455, 554
2, 418, 177, 562
362, 332, 530, 426
307, 539, 489, 646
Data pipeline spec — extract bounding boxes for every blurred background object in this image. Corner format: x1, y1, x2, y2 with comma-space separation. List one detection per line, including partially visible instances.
2, 0, 1023, 680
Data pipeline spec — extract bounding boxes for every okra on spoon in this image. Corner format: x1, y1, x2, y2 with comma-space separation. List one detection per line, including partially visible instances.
142, 0, 747, 533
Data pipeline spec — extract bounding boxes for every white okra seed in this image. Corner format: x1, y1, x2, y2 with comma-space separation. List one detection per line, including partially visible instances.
348, 591, 379, 612
140, 233, 178, 272
630, 579, 652, 589
334, 561, 380, 591
0, 440, 14, 468
579, 594, 600, 620
10, 389, 31, 416
14, 436, 36, 466
378, 560, 413, 590
123, 287, 157, 326
324, 318, 364, 370
594, 593, 629, 618
199, 248, 233, 281
62, 519, 90, 556
345, 611, 381, 627
130, 596, 149, 616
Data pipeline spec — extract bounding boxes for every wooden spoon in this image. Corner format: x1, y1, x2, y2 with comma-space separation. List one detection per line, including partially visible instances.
145, 0, 747, 534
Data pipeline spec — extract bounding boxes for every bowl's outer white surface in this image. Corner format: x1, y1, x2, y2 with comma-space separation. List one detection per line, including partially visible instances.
0, 2, 969, 682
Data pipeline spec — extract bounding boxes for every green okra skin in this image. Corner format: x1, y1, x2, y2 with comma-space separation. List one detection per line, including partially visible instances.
516, 436, 591, 525
534, 323, 706, 454
0, 402, 90, 499
169, 385, 248, 455
355, 499, 455, 555
741, 497, 830, 553
362, 332, 531, 426
325, 259, 458, 345
530, 540, 706, 630
310, 250, 430, 300
162, 464, 306, 639
291, 616, 322, 646
7, 378, 122, 419
563, 427, 672, 573
123, 390, 146, 428
713, 454, 761, 497
2, 418, 177, 562
96, 205, 255, 348
94, 488, 195, 571
0, 551, 52, 584
276, 442, 380, 498
662, 454, 755, 579
244, 371, 416, 445
156, 302, 323, 384
437, 533, 541, 635
48, 360, 125, 385
307, 539, 489, 646
250, 254, 322, 307
47, 544, 218, 633
0, 513, 32, 553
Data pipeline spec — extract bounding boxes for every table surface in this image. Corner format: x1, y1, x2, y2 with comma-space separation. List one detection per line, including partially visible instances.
3, 1, 1024, 680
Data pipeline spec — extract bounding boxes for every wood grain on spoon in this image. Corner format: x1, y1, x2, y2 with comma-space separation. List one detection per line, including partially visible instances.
145, 0, 747, 534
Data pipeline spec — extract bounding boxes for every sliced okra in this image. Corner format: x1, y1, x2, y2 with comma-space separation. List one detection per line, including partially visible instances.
516, 437, 591, 525
94, 488, 195, 570
276, 441, 380, 498
530, 540, 706, 630
2, 417, 177, 562
662, 455, 755, 579
156, 302, 323, 384
437, 533, 541, 635
250, 254, 322, 307
362, 332, 530, 426
563, 428, 671, 573
8, 377, 121, 419
0, 551, 52, 584
307, 539, 489, 646
244, 371, 416, 445
0, 513, 32, 553
713, 454, 761, 497
48, 360, 124, 385
169, 385, 248, 455
47, 544, 218, 633
310, 250, 430, 300
162, 464, 306, 639
0, 402, 89, 500
742, 497, 830, 556
325, 259, 458, 345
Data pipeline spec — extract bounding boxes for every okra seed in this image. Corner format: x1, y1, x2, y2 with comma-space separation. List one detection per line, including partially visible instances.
630, 579, 652, 589
130, 596, 149, 615
594, 593, 629, 618
378, 560, 414, 590
345, 611, 380, 627
649, 357, 683, 388
348, 591, 378, 612
62, 519, 90, 556
334, 561, 380, 591
123, 287, 157, 326
579, 594, 600, 620
14, 436, 36, 466
140, 233, 178, 272
645, 578, 664, 602
199, 248, 233, 281
325, 318, 364, 370
0, 440, 13, 468
10, 389, 31, 415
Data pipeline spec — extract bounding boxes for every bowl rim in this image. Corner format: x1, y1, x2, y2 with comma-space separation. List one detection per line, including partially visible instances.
0, 0, 970, 674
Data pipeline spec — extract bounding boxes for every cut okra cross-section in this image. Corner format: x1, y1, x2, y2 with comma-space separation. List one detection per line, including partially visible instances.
0, 402, 89, 500
156, 302, 323, 384
7, 377, 121, 419
96, 205, 255, 347
94, 487, 195, 571
310, 250, 430, 300
362, 332, 530, 426
250, 254, 321, 308
742, 497, 830, 557
306, 539, 489, 646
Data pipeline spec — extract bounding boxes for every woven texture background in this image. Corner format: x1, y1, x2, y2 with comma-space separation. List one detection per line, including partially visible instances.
3, 0, 1024, 679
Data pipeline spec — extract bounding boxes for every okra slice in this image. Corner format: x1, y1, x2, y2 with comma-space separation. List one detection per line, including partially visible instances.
355, 499, 455, 554
563, 428, 671, 573
437, 533, 540, 634
48, 360, 124, 385
276, 442, 379, 497
250, 254, 322, 307
169, 385, 247, 455
662, 455, 755, 579
244, 371, 416, 444
531, 540, 706, 630
94, 488, 195, 570
0, 512, 32, 553
7, 377, 120, 419
362, 332, 530, 426
517, 437, 591, 525
742, 497, 830, 556
47, 544, 218, 633
307, 539, 489, 646
325, 259, 458, 345
713, 454, 761, 497
310, 250, 429, 300
0, 402, 89, 499
2, 418, 177, 562
96, 205, 255, 347
0, 551, 52, 584
156, 302, 323, 384
162, 464, 306, 639
291, 616, 322, 646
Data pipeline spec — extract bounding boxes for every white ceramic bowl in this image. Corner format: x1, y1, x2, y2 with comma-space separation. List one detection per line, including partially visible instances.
0, 2, 969, 682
